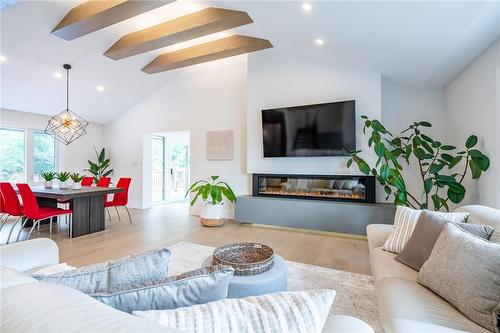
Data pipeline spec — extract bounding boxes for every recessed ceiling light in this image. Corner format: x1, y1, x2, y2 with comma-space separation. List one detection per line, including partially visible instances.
302, 2, 312, 11
0, 55, 6, 62
315, 38, 324, 46
96, 85, 105, 92
53, 72, 62, 78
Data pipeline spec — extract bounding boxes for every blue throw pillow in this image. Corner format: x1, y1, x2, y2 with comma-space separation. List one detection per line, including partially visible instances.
90, 265, 234, 313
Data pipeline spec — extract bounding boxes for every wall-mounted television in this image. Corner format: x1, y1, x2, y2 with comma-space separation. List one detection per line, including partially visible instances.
262, 100, 356, 157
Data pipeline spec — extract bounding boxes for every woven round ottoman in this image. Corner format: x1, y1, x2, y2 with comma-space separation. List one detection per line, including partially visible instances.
203, 254, 288, 298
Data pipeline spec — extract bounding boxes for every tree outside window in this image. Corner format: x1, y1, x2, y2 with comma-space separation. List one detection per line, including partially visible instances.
0, 128, 25, 183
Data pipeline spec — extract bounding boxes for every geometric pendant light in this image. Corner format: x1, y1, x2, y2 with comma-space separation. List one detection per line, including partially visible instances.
45, 64, 89, 145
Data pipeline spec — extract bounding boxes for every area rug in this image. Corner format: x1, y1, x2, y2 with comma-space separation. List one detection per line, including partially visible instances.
168, 242, 382, 332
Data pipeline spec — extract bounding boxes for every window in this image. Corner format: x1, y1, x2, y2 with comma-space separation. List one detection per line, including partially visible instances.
0, 128, 25, 183
0, 127, 58, 183
33, 132, 56, 182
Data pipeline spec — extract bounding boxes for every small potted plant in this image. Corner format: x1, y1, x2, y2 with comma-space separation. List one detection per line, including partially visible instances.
41, 171, 56, 188
185, 176, 236, 227
57, 171, 71, 189
70, 173, 84, 190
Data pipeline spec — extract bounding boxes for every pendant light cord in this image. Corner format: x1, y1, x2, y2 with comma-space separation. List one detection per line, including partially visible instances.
66, 66, 69, 110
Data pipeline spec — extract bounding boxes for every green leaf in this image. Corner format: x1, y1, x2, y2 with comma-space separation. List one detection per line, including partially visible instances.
384, 185, 391, 195
469, 159, 482, 179
374, 142, 385, 157
424, 178, 433, 194
346, 159, 353, 168
421, 134, 433, 143
414, 148, 426, 160
448, 156, 463, 169
428, 163, 444, 174
431, 194, 441, 209
380, 164, 390, 180
98, 148, 105, 163
421, 141, 434, 154
440, 145, 456, 151
358, 161, 371, 175
436, 175, 456, 183
447, 188, 465, 204
211, 176, 220, 182
370, 120, 387, 133
431, 141, 441, 148
465, 135, 478, 149
440, 198, 450, 212
472, 155, 490, 171
468, 149, 483, 158
447, 182, 465, 194
419, 121, 432, 127
440, 153, 454, 163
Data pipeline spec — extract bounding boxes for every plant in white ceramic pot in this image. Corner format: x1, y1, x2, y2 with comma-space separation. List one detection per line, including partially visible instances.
186, 176, 236, 227
56, 171, 71, 189
70, 173, 84, 189
41, 171, 56, 188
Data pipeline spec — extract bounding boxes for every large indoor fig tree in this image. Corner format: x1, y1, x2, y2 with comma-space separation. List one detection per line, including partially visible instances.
346, 117, 490, 211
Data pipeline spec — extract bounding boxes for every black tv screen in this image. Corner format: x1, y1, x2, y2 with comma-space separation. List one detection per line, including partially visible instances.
262, 100, 356, 157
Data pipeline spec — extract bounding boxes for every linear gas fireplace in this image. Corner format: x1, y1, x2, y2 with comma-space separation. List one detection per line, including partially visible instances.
252, 173, 375, 204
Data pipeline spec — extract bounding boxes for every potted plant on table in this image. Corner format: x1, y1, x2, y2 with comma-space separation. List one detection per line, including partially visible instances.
186, 176, 237, 227
70, 173, 84, 190
41, 171, 56, 188
56, 171, 71, 189
85, 147, 113, 184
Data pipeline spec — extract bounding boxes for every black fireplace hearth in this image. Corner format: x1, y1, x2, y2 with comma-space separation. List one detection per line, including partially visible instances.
252, 173, 375, 204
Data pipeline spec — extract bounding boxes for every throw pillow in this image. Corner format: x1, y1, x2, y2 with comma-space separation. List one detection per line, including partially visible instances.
342, 179, 359, 190
333, 180, 346, 189
395, 210, 494, 271
91, 265, 234, 313
382, 206, 470, 254
32, 248, 170, 294
418, 223, 500, 333
133, 289, 336, 333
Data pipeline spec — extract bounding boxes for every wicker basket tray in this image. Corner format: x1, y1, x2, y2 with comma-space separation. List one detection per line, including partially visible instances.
212, 243, 275, 276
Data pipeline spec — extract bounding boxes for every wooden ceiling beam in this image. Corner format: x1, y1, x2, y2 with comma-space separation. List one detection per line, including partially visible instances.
51, 0, 174, 41
142, 35, 273, 74
104, 7, 253, 60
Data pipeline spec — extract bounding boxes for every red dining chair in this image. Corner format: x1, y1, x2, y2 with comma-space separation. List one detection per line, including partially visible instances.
105, 178, 132, 223
81, 176, 94, 186
16, 183, 72, 241
97, 177, 111, 187
0, 182, 25, 243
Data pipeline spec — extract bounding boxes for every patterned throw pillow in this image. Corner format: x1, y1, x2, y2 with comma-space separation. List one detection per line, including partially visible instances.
133, 289, 336, 333
32, 248, 170, 294
382, 206, 469, 254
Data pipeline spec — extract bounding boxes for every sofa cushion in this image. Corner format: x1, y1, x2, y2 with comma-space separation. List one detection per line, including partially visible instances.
418, 223, 500, 332
396, 210, 494, 271
91, 265, 234, 313
376, 278, 490, 333
370, 247, 418, 284
454, 205, 500, 243
32, 248, 170, 294
0, 267, 38, 290
0, 281, 180, 333
134, 289, 335, 333
382, 206, 469, 254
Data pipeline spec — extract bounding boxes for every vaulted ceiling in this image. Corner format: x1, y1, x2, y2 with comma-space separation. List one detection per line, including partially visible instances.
1, 1, 500, 124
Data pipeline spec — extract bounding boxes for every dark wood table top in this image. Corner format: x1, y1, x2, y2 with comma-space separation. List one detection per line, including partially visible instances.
27, 186, 123, 200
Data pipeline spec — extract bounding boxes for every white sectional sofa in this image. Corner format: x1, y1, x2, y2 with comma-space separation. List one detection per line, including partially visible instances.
367, 205, 500, 333
0, 238, 373, 333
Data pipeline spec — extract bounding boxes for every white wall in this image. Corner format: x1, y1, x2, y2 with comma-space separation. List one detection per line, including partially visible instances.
103, 56, 249, 214
246, 53, 382, 176
381, 80, 446, 207
445, 38, 500, 208
0, 108, 104, 177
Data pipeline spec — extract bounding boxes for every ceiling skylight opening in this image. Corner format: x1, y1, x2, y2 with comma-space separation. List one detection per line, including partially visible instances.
302, 3, 312, 12
315, 38, 324, 46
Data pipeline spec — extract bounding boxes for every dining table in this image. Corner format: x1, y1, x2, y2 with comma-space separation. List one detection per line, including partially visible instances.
25, 186, 123, 238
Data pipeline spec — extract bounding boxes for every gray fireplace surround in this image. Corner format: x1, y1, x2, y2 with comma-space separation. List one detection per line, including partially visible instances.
234, 195, 395, 236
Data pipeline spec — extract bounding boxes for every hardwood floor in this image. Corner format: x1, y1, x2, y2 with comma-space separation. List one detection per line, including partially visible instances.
1, 202, 371, 275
